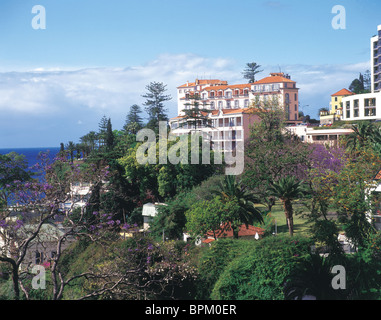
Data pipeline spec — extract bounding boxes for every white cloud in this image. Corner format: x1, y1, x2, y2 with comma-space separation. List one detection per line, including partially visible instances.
0, 54, 239, 119
0, 54, 371, 146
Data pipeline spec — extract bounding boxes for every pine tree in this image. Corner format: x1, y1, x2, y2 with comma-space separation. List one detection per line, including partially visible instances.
106, 118, 115, 150
142, 82, 171, 131
181, 93, 212, 131
98, 115, 108, 148
242, 62, 263, 83
124, 104, 144, 134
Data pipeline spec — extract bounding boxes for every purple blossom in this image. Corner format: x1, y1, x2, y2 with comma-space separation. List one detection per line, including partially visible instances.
0, 220, 8, 228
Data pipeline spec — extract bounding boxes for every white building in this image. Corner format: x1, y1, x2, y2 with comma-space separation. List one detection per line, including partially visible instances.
343, 24, 381, 121
170, 73, 301, 153
287, 125, 353, 147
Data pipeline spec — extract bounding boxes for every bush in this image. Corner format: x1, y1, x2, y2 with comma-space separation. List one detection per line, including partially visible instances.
211, 235, 313, 300
195, 239, 257, 299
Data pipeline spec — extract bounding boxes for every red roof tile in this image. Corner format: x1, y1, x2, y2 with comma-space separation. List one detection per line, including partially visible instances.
205, 222, 265, 239
331, 88, 354, 96
253, 74, 295, 85
374, 169, 381, 180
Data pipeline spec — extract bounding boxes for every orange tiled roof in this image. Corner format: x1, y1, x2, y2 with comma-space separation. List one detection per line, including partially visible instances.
253, 75, 295, 85
374, 169, 381, 180
331, 88, 354, 97
203, 83, 251, 92
178, 79, 228, 88
205, 222, 265, 239
170, 108, 253, 120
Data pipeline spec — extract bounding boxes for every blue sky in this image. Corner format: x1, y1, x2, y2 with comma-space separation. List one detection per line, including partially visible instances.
0, 0, 380, 147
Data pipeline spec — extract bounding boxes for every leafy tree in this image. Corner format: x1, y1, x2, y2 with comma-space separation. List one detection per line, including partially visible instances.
185, 196, 239, 240
242, 62, 263, 83
142, 82, 171, 131
117, 134, 220, 203
349, 73, 366, 94
0, 152, 32, 206
242, 98, 311, 211
124, 104, 144, 134
267, 176, 307, 236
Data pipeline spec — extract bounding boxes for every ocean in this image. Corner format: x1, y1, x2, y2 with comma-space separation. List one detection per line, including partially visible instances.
0, 147, 61, 170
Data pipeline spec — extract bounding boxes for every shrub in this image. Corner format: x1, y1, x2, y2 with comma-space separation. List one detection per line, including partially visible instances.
195, 239, 257, 299
211, 235, 313, 300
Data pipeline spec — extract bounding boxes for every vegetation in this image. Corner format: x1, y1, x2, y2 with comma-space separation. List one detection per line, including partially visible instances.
1, 81, 381, 301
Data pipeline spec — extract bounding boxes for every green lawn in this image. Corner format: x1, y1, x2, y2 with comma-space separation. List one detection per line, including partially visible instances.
256, 200, 312, 236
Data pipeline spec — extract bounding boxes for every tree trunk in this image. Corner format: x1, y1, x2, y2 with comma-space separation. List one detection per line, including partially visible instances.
282, 199, 294, 236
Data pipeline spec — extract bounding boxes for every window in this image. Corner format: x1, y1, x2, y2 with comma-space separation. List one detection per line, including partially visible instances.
236, 116, 242, 126
295, 93, 297, 101
234, 100, 239, 108
285, 93, 290, 104
354, 99, 359, 117
35, 251, 43, 265
294, 104, 297, 111
226, 101, 231, 109
244, 99, 249, 107
218, 101, 223, 109
346, 101, 350, 119
210, 101, 215, 109
364, 98, 377, 116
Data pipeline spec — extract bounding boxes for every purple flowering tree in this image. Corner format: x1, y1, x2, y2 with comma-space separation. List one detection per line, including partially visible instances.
0, 152, 113, 299
0, 152, 197, 300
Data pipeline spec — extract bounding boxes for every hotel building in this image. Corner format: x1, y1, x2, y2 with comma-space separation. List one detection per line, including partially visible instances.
343, 24, 381, 121
169, 73, 301, 150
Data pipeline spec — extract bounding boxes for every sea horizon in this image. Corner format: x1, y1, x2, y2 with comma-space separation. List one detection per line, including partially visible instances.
0, 146, 62, 169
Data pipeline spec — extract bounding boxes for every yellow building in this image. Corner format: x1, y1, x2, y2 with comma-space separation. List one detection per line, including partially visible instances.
330, 88, 354, 119
320, 88, 354, 125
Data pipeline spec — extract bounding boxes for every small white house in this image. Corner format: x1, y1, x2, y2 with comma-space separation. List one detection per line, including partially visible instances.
142, 202, 167, 230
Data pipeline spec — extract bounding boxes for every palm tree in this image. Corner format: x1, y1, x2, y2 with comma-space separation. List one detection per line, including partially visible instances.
214, 175, 263, 239
267, 176, 306, 236
65, 141, 76, 163
344, 121, 374, 152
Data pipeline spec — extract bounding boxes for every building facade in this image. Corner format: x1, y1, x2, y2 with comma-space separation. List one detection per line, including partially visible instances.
287, 125, 353, 147
170, 73, 301, 149
343, 24, 381, 121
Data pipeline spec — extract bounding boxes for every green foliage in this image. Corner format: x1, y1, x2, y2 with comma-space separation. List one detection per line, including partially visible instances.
185, 196, 235, 240
142, 81, 171, 131
211, 235, 313, 300
242, 62, 263, 83
149, 175, 225, 240
117, 135, 221, 203
195, 239, 255, 299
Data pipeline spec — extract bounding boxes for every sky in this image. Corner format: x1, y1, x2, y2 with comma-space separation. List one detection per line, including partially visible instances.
0, 0, 380, 148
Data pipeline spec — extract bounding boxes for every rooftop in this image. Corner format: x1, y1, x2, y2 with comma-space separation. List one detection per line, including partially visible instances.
331, 88, 354, 97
